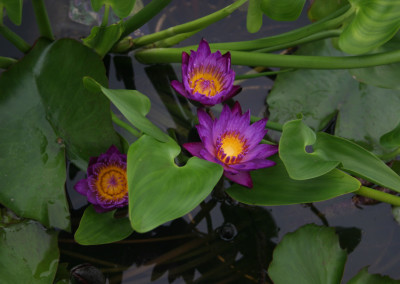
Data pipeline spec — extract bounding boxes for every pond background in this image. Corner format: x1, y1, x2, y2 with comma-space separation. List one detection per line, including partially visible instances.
1, 0, 400, 283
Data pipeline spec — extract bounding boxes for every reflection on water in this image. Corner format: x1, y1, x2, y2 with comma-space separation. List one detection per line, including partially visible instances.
1, 1, 400, 283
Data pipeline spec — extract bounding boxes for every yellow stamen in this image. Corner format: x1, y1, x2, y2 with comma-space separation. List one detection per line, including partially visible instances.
189, 67, 223, 97
217, 132, 247, 165
95, 165, 127, 201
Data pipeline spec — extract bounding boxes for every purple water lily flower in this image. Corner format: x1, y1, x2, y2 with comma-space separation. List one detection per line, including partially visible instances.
183, 103, 278, 188
74, 145, 128, 213
171, 39, 241, 107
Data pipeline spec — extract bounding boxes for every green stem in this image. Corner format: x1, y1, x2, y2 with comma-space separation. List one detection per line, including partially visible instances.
0, 56, 17, 69
101, 4, 110, 27
32, 0, 54, 40
255, 29, 342, 53
0, 4, 3, 25
235, 68, 294, 80
0, 25, 31, 52
120, 0, 172, 39
111, 111, 141, 138
136, 47, 400, 70
378, 148, 400, 161
131, 0, 247, 48
355, 186, 400, 207
150, 29, 201, 48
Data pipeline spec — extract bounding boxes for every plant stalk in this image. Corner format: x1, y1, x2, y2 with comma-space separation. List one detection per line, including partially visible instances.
136, 47, 400, 70
0, 56, 17, 69
0, 25, 31, 53
101, 4, 110, 27
32, 0, 54, 40
355, 186, 400, 206
131, 0, 247, 49
120, 0, 172, 39
111, 111, 141, 138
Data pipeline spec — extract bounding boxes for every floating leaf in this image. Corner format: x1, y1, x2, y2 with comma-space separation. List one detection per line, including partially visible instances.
83, 23, 124, 57
75, 206, 133, 245
347, 267, 400, 284
260, 0, 306, 21
90, 0, 136, 19
247, 0, 263, 33
128, 135, 223, 233
0, 220, 59, 283
279, 120, 400, 193
338, 0, 400, 54
1, 0, 23, 25
267, 39, 400, 156
226, 155, 359, 205
84, 77, 170, 142
268, 224, 347, 284
0, 38, 120, 229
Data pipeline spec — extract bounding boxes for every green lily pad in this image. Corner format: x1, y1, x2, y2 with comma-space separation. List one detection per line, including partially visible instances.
268, 224, 347, 284
226, 155, 359, 205
75, 206, 133, 245
90, 0, 136, 18
339, 0, 400, 54
0, 38, 120, 229
0, 220, 59, 283
279, 120, 400, 193
260, 0, 306, 21
347, 267, 400, 284
128, 135, 223, 233
1, 0, 23, 25
84, 77, 170, 142
267, 39, 400, 156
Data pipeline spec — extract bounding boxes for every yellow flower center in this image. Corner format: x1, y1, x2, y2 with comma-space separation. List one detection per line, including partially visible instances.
189, 67, 223, 97
95, 165, 127, 201
217, 131, 248, 165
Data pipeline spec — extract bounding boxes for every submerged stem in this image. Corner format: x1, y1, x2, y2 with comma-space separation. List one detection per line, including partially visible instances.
111, 111, 141, 138
131, 0, 247, 49
354, 186, 400, 207
32, 0, 54, 40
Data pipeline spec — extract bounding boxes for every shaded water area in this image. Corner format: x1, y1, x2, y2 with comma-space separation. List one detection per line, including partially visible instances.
1, 1, 400, 283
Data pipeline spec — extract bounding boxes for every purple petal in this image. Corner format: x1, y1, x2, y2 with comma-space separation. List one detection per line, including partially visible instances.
224, 171, 253, 188
171, 80, 188, 97
197, 108, 213, 130
243, 144, 279, 161
230, 159, 276, 171
183, 142, 204, 158
196, 39, 211, 59
92, 204, 111, 213
106, 145, 120, 155
74, 179, 89, 195
224, 85, 242, 100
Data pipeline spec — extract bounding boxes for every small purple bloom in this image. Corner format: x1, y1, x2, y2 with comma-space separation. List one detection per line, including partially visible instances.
183, 103, 278, 188
74, 145, 128, 213
171, 39, 241, 107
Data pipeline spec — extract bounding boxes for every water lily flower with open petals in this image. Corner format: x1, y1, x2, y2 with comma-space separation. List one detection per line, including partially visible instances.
74, 145, 128, 213
171, 39, 241, 106
183, 103, 278, 188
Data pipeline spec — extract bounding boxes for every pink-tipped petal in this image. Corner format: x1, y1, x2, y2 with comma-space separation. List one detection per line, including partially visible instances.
74, 179, 89, 195
224, 171, 253, 188
183, 142, 204, 158
171, 80, 188, 97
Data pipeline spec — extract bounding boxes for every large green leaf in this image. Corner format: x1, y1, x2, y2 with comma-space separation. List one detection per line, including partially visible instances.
260, 0, 306, 21
267, 39, 400, 156
128, 135, 223, 233
268, 224, 347, 284
1, 0, 23, 25
0, 220, 59, 283
0, 39, 120, 229
83, 23, 124, 57
279, 120, 400, 193
347, 267, 400, 284
226, 155, 359, 205
338, 0, 400, 54
74, 206, 133, 245
308, 0, 348, 22
349, 35, 400, 90
84, 77, 170, 142
246, 0, 263, 33
90, 0, 136, 19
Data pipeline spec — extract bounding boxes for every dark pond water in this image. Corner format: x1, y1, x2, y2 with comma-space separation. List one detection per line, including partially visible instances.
1, 1, 400, 283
